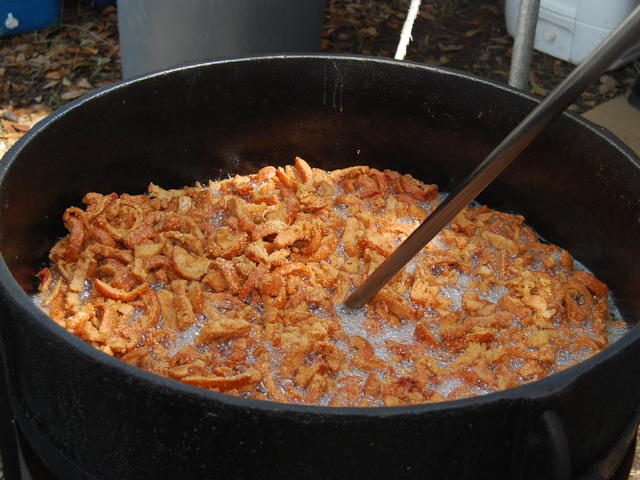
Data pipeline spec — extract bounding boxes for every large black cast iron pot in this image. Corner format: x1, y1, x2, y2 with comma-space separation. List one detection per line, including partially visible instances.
0, 56, 639, 480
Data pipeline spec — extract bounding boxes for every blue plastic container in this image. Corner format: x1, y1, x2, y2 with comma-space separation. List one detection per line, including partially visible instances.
0, 0, 61, 36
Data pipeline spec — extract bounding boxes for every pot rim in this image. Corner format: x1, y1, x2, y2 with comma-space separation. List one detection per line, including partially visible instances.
1, 53, 638, 418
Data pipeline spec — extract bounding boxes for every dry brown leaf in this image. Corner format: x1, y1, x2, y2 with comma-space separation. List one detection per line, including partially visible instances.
491, 36, 512, 45
60, 89, 88, 100
359, 26, 378, 37
12, 123, 30, 132
76, 77, 93, 89
598, 75, 619, 95
529, 75, 548, 96
45, 71, 63, 80
419, 10, 436, 21
438, 43, 464, 52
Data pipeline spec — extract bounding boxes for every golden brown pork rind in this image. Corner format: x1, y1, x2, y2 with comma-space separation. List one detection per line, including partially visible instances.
36, 157, 623, 406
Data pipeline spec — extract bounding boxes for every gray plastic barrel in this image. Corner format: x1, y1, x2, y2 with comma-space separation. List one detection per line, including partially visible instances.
117, 0, 325, 78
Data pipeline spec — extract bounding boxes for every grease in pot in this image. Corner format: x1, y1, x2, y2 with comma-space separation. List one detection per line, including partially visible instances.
33, 157, 627, 407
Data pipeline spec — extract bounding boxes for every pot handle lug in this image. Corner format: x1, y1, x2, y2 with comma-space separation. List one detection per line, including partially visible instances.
576, 401, 640, 480
542, 410, 572, 480
543, 401, 640, 480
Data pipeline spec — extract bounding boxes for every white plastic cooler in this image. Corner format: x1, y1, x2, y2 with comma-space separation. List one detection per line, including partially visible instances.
505, 0, 640, 68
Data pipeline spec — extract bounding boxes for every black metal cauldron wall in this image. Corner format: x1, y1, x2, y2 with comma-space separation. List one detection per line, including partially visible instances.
0, 56, 639, 479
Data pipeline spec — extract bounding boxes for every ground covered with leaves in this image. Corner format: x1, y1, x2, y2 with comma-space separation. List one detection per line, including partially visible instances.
1, 0, 639, 158
0, 2, 120, 156
323, 0, 639, 109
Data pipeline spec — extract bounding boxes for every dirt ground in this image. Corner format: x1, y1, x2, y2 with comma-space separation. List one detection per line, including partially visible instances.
1, 0, 638, 157
323, 0, 639, 110
1, 0, 638, 110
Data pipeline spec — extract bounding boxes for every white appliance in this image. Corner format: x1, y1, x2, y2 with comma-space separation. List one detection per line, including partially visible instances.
505, 0, 640, 69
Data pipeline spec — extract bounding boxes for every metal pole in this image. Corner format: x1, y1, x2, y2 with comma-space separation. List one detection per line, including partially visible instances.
508, 0, 541, 90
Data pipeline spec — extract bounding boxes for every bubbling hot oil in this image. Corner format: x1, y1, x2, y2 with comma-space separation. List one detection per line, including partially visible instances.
38, 252, 625, 405
33, 176, 632, 406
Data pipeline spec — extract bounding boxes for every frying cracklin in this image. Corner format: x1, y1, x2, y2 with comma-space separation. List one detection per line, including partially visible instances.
36, 157, 624, 407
